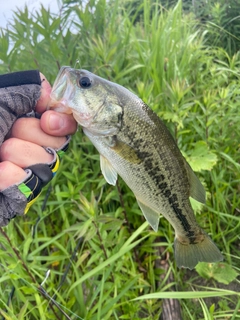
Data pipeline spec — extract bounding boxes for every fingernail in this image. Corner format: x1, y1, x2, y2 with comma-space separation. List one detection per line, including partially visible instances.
49, 114, 64, 130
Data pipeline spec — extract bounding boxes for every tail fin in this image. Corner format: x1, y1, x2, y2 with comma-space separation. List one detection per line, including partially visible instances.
174, 233, 223, 270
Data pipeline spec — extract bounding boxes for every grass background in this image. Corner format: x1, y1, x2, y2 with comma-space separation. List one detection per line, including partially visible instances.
0, 0, 239, 319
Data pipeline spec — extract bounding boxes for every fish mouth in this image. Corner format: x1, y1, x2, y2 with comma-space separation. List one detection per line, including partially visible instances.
50, 66, 70, 98
49, 67, 116, 134
48, 66, 75, 114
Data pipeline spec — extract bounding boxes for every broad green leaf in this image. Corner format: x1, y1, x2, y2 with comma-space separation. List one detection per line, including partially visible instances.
196, 262, 238, 285
162, 111, 184, 128
184, 141, 218, 172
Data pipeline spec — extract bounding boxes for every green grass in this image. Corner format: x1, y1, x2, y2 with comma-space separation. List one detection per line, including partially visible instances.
0, 0, 239, 319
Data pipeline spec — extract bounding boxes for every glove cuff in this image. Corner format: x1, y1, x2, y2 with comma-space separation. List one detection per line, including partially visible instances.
0, 70, 41, 88
19, 147, 60, 214
0, 137, 71, 226
18, 135, 71, 215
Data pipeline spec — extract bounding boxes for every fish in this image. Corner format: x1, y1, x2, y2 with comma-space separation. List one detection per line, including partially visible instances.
49, 66, 223, 269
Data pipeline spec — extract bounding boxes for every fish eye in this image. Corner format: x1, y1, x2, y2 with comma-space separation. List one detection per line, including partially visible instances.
79, 76, 92, 88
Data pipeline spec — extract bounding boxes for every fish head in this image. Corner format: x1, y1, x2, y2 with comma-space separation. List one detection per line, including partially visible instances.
50, 66, 124, 136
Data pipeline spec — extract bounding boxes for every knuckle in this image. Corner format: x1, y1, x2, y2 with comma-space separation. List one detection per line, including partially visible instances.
12, 117, 39, 138
0, 138, 18, 161
0, 160, 12, 172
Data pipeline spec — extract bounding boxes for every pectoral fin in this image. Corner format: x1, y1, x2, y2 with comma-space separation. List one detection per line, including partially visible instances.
185, 162, 206, 204
137, 199, 160, 232
100, 155, 118, 185
112, 139, 141, 164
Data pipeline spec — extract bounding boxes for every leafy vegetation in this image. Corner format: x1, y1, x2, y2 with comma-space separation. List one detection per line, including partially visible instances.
0, 0, 239, 319
124, 0, 240, 55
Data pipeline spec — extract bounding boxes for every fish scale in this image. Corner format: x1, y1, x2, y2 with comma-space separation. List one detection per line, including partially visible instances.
50, 66, 223, 270
118, 102, 189, 215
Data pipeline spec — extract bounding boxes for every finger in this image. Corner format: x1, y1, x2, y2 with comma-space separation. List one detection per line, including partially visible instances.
0, 161, 27, 191
10, 117, 67, 149
35, 73, 52, 114
40, 110, 78, 136
0, 138, 54, 168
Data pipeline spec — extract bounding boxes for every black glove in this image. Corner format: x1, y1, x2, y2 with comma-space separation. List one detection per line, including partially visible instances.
0, 70, 69, 226
0, 70, 42, 145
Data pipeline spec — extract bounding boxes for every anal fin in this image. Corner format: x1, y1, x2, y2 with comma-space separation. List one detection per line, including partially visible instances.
137, 199, 160, 232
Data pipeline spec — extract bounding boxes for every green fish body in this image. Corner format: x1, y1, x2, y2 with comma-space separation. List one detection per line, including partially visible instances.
50, 67, 223, 269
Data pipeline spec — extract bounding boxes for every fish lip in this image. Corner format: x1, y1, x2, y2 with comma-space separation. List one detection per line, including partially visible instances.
58, 65, 69, 77
49, 66, 76, 112
50, 66, 70, 96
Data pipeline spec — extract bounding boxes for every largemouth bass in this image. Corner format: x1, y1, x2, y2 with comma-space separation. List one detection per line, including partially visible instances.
50, 66, 223, 269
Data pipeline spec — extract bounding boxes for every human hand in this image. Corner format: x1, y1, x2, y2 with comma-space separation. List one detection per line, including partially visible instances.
0, 70, 77, 226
